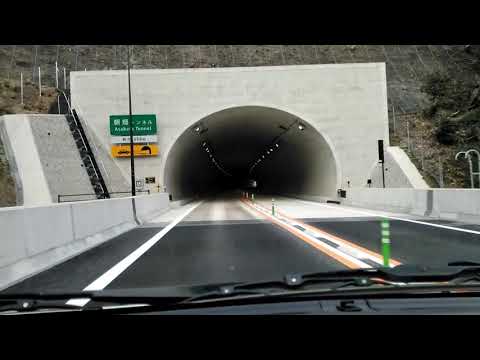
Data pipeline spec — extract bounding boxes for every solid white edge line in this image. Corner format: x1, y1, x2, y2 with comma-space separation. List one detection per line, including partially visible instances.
295, 199, 480, 235
66, 201, 202, 307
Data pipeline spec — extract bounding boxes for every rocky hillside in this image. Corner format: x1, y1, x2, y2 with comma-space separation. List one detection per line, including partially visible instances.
0, 45, 479, 198
1, 45, 478, 115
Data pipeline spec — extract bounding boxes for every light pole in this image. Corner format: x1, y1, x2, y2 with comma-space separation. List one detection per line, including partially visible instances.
127, 45, 136, 196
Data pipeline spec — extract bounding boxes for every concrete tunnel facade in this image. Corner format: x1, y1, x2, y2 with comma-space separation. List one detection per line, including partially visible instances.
70, 63, 392, 200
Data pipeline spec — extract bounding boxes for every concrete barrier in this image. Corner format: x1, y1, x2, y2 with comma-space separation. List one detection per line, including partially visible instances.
134, 193, 170, 222
431, 189, 480, 222
0, 193, 172, 290
342, 188, 480, 222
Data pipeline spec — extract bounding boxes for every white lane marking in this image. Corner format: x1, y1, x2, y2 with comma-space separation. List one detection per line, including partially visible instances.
67, 298, 91, 307
257, 198, 366, 219
295, 200, 480, 235
244, 200, 373, 268
102, 304, 150, 310
66, 201, 202, 307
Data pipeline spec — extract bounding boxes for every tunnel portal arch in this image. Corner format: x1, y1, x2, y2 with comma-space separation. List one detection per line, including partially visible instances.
163, 106, 341, 200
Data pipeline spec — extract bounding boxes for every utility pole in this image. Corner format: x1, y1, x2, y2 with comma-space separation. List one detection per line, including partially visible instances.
127, 45, 136, 196
20, 72, 23, 105
38, 67, 41, 97
406, 118, 411, 152
55, 61, 59, 88
392, 103, 396, 135
438, 158, 444, 188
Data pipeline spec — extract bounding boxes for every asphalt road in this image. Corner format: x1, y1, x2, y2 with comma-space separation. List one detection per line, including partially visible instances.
3, 193, 480, 302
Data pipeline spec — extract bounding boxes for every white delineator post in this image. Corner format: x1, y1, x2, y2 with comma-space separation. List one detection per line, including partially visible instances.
38, 67, 41, 97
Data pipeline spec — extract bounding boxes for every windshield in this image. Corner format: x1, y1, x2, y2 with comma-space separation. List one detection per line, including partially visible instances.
1, 45, 480, 311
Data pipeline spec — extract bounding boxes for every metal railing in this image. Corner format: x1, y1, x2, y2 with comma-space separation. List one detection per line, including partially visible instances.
57, 190, 150, 203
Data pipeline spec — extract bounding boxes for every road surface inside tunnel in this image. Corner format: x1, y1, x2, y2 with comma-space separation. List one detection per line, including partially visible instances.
4, 193, 480, 305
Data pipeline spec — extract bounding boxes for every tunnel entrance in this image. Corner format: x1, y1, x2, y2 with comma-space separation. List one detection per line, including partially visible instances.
164, 106, 339, 200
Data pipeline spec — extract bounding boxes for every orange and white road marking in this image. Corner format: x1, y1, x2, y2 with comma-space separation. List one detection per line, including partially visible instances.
240, 198, 401, 270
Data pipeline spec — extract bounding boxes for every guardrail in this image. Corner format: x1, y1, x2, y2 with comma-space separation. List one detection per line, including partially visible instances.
57, 190, 150, 203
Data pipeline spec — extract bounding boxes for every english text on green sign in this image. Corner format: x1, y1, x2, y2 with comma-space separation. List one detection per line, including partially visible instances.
110, 114, 157, 136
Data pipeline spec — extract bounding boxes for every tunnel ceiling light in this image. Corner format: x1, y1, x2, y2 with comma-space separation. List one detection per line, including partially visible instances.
275, 143, 279, 148
194, 126, 201, 132
298, 124, 305, 131
270, 148, 273, 152
262, 155, 265, 159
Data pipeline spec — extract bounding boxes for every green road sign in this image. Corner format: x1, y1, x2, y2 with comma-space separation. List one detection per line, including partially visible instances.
110, 114, 157, 136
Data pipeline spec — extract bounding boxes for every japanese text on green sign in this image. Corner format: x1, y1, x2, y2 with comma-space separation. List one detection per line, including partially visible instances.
110, 114, 157, 136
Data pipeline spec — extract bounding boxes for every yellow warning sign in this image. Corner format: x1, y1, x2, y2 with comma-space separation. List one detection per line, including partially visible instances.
111, 144, 159, 157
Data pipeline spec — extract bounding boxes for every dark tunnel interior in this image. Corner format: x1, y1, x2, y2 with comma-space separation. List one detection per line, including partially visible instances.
164, 106, 338, 200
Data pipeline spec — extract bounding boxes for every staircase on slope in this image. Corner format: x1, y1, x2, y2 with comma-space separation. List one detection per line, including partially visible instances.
62, 100, 110, 199
56, 89, 110, 199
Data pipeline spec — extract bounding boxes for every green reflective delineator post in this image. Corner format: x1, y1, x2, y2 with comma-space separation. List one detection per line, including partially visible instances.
381, 219, 391, 267
251, 193, 254, 201
272, 198, 275, 216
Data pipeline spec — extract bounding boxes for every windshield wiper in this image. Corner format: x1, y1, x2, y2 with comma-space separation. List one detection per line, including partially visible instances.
181, 264, 480, 302
3, 265, 480, 313
448, 261, 480, 267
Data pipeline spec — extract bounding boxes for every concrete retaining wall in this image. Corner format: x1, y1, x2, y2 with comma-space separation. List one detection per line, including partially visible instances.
342, 188, 480, 222
29, 115, 94, 201
0, 193, 171, 290
0, 115, 52, 205
369, 147, 429, 189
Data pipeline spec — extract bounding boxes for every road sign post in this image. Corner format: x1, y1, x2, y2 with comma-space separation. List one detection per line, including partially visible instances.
378, 140, 385, 188
381, 219, 391, 267
127, 46, 135, 196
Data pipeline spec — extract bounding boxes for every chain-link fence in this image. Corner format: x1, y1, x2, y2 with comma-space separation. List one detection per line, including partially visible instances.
2, 45, 477, 112
388, 110, 476, 188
